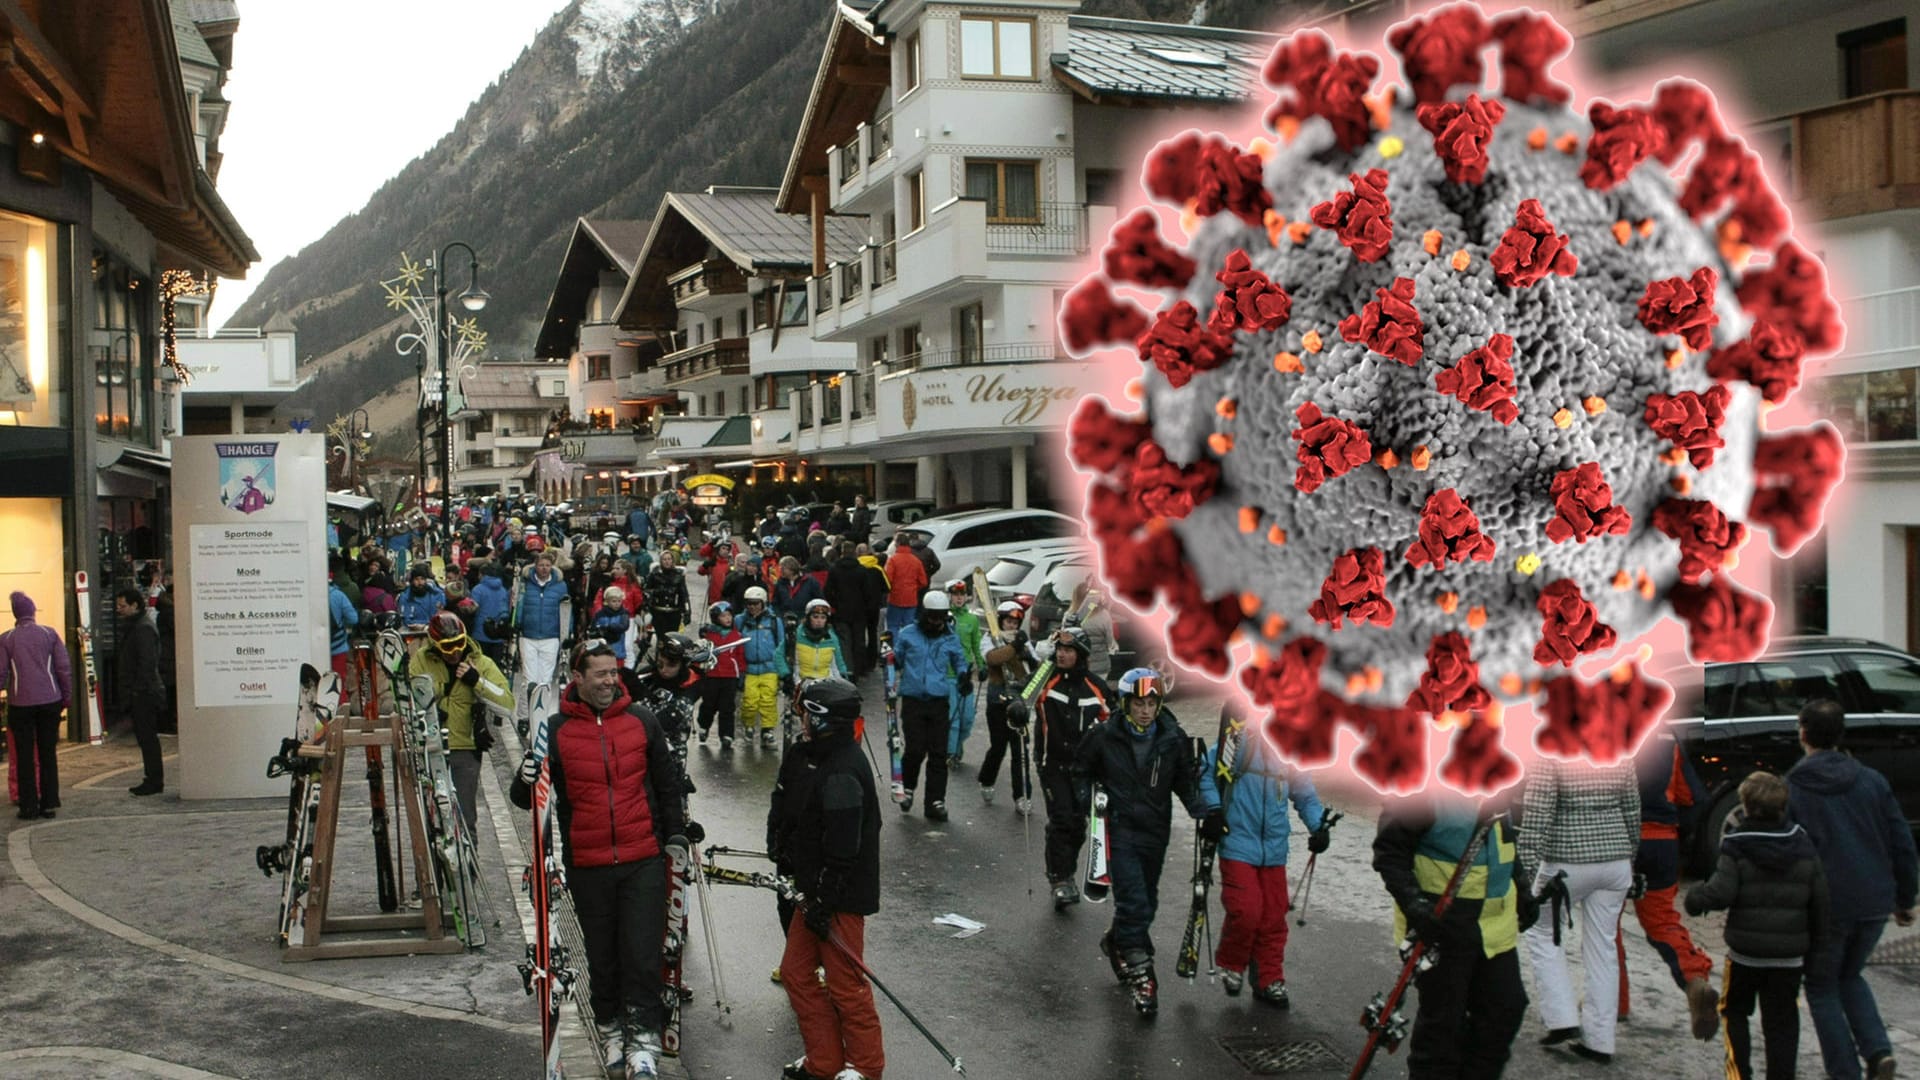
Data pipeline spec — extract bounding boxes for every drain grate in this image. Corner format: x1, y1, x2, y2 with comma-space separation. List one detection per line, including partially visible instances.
1218, 1035, 1346, 1074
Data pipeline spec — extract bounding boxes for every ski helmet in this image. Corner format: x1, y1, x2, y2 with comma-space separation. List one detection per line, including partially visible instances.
708, 600, 732, 621
805, 598, 833, 619
1052, 625, 1090, 667
427, 611, 469, 656
798, 677, 861, 737
922, 591, 951, 612
743, 586, 768, 604
996, 599, 1025, 624
945, 579, 969, 598
1117, 667, 1166, 709
657, 633, 695, 668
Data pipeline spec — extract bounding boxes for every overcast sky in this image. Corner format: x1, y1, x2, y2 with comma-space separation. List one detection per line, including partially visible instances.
210, 1, 572, 326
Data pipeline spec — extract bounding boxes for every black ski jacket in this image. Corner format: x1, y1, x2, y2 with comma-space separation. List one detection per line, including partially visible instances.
1071, 710, 1205, 849
767, 728, 881, 915
643, 565, 691, 623
1686, 820, 1830, 961
1035, 666, 1110, 772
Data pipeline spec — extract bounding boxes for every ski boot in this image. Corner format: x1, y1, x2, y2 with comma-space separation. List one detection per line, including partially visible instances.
782, 1057, 832, 1080
1016, 796, 1033, 816
898, 788, 914, 814
980, 784, 995, 805
1052, 880, 1080, 911
1120, 950, 1158, 1016
1254, 980, 1290, 1008
925, 800, 948, 822
595, 1019, 626, 1076
1222, 969, 1245, 997
624, 1024, 661, 1078
761, 729, 778, 749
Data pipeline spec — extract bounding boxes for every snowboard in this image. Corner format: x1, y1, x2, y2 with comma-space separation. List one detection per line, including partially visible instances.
1084, 784, 1112, 903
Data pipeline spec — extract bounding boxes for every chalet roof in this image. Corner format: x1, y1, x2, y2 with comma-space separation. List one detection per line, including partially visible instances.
460, 363, 556, 413
171, 6, 219, 68
1052, 17, 1273, 105
704, 414, 751, 448
613, 187, 867, 333
535, 216, 653, 359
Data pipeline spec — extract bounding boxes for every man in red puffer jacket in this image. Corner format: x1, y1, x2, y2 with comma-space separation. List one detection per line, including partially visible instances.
512, 640, 691, 1077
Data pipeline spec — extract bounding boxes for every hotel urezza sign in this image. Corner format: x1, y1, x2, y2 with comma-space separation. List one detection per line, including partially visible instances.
879, 360, 1095, 440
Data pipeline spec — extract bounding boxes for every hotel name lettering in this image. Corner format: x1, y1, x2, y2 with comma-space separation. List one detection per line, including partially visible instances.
958, 372, 1078, 425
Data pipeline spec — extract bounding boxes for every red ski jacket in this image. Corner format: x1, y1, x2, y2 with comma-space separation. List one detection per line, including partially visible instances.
520, 686, 685, 868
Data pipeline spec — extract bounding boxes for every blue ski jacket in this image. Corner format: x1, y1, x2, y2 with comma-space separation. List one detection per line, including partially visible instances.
397, 582, 444, 627
470, 576, 512, 645
1198, 736, 1326, 868
517, 570, 568, 641
737, 608, 787, 676
327, 583, 359, 657
892, 621, 968, 700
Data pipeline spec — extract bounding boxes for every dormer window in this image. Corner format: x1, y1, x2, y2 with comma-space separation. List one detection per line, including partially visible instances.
960, 15, 1035, 80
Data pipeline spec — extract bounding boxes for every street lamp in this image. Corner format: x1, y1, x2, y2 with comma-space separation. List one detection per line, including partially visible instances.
434, 242, 488, 550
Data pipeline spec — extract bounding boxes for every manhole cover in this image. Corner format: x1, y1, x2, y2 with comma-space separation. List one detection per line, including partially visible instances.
1219, 1035, 1346, 1074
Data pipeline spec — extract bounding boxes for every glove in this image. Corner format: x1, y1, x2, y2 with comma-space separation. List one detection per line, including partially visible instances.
459, 664, 480, 687
1198, 809, 1228, 843
1627, 872, 1648, 900
1517, 889, 1542, 933
956, 669, 972, 686
804, 901, 833, 941
1006, 699, 1031, 728
1401, 895, 1448, 942
1308, 824, 1332, 855
517, 751, 540, 787
685, 820, 706, 845
473, 721, 494, 754
976, 668, 989, 686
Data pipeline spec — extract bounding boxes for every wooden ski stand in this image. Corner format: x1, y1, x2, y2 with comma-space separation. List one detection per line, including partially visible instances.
283, 703, 464, 961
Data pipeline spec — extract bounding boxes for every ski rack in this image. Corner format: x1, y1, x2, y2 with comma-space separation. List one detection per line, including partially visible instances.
282, 698, 465, 961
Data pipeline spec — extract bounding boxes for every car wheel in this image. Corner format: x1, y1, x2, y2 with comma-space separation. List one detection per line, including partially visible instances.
1693, 784, 1745, 873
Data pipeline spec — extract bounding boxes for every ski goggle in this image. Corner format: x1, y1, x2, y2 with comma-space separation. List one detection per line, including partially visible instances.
1124, 676, 1164, 701
432, 633, 469, 656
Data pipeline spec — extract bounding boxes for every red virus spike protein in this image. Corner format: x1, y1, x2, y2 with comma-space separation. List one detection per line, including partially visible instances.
1064, 2, 1846, 795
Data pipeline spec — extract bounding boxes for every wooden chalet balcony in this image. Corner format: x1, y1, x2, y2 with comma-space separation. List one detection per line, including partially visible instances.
660, 337, 749, 386
1774, 91, 1920, 220
668, 259, 747, 307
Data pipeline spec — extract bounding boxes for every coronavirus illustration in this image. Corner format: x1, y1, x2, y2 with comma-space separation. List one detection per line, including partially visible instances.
1060, 2, 1846, 795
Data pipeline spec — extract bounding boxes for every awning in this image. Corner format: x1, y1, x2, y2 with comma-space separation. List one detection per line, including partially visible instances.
326, 491, 378, 515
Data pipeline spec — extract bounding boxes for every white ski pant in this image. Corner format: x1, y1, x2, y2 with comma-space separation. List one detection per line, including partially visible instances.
1526, 857, 1632, 1053
519, 636, 561, 716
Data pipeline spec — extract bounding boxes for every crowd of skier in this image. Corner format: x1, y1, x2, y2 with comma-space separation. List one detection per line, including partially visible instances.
307, 492, 1918, 1080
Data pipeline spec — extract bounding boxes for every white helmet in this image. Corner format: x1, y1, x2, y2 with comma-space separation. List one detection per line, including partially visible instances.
996, 600, 1025, 619
743, 586, 768, 603
806, 598, 833, 617
922, 591, 950, 612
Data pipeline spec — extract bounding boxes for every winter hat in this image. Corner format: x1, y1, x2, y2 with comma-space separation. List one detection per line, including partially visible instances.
9, 591, 33, 619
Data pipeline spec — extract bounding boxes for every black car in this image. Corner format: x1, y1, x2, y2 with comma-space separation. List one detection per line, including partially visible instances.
1664, 636, 1920, 870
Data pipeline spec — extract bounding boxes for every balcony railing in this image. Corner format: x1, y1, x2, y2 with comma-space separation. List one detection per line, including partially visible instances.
839, 257, 864, 304
660, 337, 750, 386
822, 379, 845, 426
1764, 91, 1920, 219
984, 201, 1090, 255
797, 388, 816, 430
854, 371, 876, 420
867, 114, 893, 164
884, 341, 1062, 375
838, 137, 862, 186
874, 240, 897, 287
812, 273, 832, 314
668, 259, 747, 305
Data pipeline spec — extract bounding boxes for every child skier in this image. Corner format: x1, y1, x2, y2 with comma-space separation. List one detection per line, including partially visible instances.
698, 601, 745, 750
792, 598, 852, 682
1035, 625, 1111, 909
1196, 728, 1333, 1004
737, 586, 788, 749
977, 599, 1037, 809
1072, 668, 1210, 1015
589, 585, 633, 666
943, 579, 985, 767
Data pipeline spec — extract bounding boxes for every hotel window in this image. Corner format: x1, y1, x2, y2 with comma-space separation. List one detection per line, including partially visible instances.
1841, 18, 1907, 97
959, 15, 1035, 79
955, 303, 984, 366
906, 170, 926, 233
753, 290, 774, 330
965, 159, 1040, 223
587, 354, 611, 381
899, 323, 922, 366
869, 334, 891, 367
91, 252, 151, 442
0, 212, 62, 428
736, 309, 748, 338
902, 31, 921, 94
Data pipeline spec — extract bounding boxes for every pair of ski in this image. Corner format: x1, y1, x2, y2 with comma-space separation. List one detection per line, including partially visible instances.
1174, 705, 1247, 981
518, 684, 577, 1080
259, 663, 334, 946
351, 641, 400, 913
880, 632, 904, 805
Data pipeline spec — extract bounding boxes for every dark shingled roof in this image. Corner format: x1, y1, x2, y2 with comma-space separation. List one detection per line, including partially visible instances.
1052, 16, 1274, 105
703, 414, 752, 448
662, 187, 866, 271
581, 218, 652, 276
459, 363, 556, 413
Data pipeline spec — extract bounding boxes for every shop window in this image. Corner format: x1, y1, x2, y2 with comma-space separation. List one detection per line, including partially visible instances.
0, 213, 62, 428
91, 251, 152, 443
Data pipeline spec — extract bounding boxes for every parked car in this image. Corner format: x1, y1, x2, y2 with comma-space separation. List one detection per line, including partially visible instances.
860, 499, 936, 544
1663, 636, 1920, 871
982, 542, 1087, 607
882, 508, 1077, 579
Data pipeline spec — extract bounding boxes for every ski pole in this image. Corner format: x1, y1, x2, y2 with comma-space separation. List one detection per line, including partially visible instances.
1019, 725, 1035, 898
823, 920, 966, 1075
692, 858, 731, 1020
1294, 809, 1342, 927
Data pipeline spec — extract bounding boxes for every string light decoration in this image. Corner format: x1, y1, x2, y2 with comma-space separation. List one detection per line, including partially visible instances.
1060, 2, 1846, 795
158, 269, 212, 384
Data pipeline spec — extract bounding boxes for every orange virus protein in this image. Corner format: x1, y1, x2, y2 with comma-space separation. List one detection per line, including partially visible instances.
1060, 2, 1846, 795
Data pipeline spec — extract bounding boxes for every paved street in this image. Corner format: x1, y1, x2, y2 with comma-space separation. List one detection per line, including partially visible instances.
4, 571, 1919, 1080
